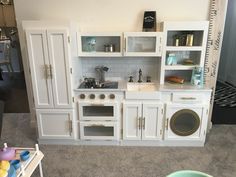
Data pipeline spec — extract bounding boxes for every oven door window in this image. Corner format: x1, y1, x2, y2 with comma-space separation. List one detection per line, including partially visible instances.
83, 106, 114, 117
170, 109, 200, 136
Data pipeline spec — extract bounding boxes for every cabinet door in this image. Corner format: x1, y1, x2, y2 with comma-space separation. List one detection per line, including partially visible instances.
36, 109, 73, 139
25, 29, 54, 108
123, 102, 142, 140
124, 32, 163, 57
165, 104, 205, 140
47, 29, 72, 108
142, 102, 163, 140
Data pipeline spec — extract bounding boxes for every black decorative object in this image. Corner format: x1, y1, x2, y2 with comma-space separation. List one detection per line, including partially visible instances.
142, 11, 156, 32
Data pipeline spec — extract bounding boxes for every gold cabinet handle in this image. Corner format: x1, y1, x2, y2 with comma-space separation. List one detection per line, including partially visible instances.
68, 120, 73, 136
124, 38, 127, 52
166, 118, 169, 130
180, 97, 196, 100
138, 117, 142, 130
142, 117, 145, 129
90, 124, 105, 127
49, 64, 53, 79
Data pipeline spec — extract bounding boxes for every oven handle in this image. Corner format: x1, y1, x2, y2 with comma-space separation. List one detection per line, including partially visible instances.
89, 124, 105, 127
90, 103, 105, 106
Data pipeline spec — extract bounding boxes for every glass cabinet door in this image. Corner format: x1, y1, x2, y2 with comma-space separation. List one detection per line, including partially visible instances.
124, 32, 162, 57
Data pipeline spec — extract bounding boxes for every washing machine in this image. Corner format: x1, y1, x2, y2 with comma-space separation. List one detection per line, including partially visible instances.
164, 103, 208, 141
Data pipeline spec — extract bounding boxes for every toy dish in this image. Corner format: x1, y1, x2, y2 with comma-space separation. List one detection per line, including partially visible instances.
0, 161, 10, 171
0, 148, 15, 161
0, 169, 8, 177
8, 165, 16, 177
10, 160, 20, 170
20, 150, 30, 161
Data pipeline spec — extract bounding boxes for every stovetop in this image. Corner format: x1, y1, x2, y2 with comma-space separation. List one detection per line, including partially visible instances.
78, 81, 118, 89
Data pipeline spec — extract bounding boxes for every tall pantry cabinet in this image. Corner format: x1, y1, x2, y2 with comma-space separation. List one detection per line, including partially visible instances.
25, 25, 74, 140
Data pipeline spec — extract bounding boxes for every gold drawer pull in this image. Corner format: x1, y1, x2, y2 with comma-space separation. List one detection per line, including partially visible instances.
90, 124, 105, 127
180, 97, 197, 100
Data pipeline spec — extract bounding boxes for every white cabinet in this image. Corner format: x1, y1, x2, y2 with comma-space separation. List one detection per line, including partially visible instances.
26, 28, 72, 109
123, 101, 163, 140
160, 21, 209, 84
36, 109, 73, 139
78, 32, 123, 57
124, 32, 163, 57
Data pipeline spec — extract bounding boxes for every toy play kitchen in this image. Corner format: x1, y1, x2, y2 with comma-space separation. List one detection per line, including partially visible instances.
0, 143, 44, 177
23, 19, 211, 147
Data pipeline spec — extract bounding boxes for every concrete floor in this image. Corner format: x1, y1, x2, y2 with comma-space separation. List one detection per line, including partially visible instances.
0, 114, 236, 177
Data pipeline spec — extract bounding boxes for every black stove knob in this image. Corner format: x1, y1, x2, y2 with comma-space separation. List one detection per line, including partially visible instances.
80, 94, 86, 99
90, 94, 95, 99
100, 94, 105, 99
109, 94, 115, 99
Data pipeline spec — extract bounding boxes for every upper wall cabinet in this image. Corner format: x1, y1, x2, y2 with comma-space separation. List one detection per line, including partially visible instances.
123, 32, 163, 57
78, 32, 123, 57
160, 21, 209, 84
25, 28, 73, 109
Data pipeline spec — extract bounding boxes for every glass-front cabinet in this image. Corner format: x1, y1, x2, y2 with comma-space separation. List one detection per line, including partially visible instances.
124, 32, 163, 57
78, 32, 123, 57
160, 21, 209, 84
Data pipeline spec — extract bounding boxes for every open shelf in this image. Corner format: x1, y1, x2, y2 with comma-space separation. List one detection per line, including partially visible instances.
164, 65, 198, 70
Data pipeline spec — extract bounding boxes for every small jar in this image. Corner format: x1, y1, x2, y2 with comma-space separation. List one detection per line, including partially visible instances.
166, 53, 176, 65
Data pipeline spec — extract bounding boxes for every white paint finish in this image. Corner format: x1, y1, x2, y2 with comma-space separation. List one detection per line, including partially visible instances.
36, 109, 73, 139
47, 29, 72, 108
123, 102, 142, 140
142, 102, 163, 140
14, 0, 210, 32
25, 29, 54, 108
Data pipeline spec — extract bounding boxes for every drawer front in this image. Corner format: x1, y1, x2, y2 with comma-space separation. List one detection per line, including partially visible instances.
172, 93, 203, 103
80, 121, 119, 140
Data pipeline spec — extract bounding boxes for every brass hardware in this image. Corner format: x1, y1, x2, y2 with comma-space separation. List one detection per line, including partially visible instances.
69, 120, 73, 136
49, 64, 53, 79
72, 97, 75, 103
124, 38, 127, 52
70, 68, 72, 74
138, 117, 141, 130
166, 118, 169, 130
160, 129, 162, 135
68, 36, 70, 43
90, 103, 104, 106
180, 97, 196, 100
142, 117, 145, 129
90, 124, 105, 127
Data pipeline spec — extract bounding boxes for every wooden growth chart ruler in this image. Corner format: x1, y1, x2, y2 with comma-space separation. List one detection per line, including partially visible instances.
204, 0, 228, 124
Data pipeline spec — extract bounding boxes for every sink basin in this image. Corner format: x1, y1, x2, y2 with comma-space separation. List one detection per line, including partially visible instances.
127, 83, 157, 91
126, 83, 161, 99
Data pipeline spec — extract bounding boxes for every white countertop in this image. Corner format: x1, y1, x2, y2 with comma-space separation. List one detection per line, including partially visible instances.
74, 80, 212, 92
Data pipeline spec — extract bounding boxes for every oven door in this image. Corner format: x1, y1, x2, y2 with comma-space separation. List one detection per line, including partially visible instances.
80, 121, 119, 140
78, 101, 118, 121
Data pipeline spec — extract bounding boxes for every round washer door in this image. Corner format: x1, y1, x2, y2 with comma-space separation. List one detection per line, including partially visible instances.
170, 109, 200, 136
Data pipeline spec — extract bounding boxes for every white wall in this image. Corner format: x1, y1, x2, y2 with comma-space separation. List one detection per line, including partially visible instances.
14, 0, 210, 32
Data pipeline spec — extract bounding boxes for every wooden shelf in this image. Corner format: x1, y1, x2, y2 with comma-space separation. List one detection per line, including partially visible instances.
79, 52, 122, 57
165, 46, 203, 51
164, 65, 198, 70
